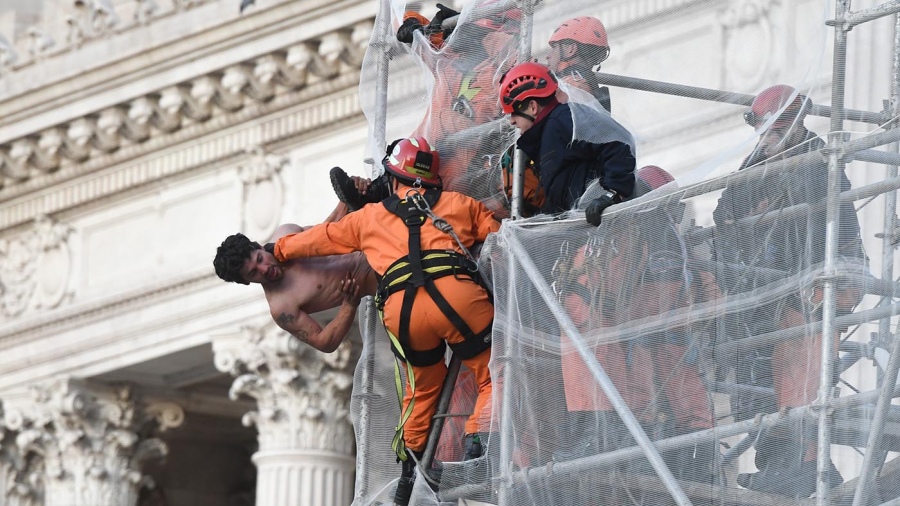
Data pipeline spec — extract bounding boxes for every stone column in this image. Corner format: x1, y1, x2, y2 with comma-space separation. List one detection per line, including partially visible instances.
0, 401, 40, 506
214, 323, 357, 506
2, 380, 184, 506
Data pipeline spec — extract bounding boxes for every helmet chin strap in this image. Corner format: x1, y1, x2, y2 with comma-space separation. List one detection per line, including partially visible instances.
512, 109, 535, 122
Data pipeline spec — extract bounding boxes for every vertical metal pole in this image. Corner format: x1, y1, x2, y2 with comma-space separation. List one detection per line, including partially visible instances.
354, 299, 379, 503
497, 248, 518, 506
373, 0, 392, 160
354, 3, 390, 502
818, 2, 851, 504
851, 11, 900, 506
420, 356, 462, 470
499, 2, 535, 504
509, 0, 534, 220
504, 230, 694, 506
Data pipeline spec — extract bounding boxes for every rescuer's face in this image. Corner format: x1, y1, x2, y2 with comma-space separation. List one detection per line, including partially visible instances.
509, 101, 537, 132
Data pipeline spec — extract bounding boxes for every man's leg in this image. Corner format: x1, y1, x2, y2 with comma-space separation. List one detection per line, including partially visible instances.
738, 305, 842, 497
330, 167, 392, 211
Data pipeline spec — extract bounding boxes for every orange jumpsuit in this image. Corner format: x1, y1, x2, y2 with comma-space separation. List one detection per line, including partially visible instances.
413, 32, 514, 191
558, 241, 634, 413
274, 185, 499, 452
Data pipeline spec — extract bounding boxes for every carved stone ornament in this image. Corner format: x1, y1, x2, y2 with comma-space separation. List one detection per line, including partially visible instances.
0, 216, 74, 320
0, 402, 42, 506
719, 0, 781, 90
213, 323, 356, 455
2, 380, 184, 506
239, 146, 287, 242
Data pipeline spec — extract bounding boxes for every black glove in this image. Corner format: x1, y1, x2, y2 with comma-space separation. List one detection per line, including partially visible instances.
428, 3, 460, 33
585, 189, 618, 226
264, 242, 275, 254
397, 17, 424, 44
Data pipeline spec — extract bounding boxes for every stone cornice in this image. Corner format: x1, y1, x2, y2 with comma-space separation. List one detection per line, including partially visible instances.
0, 0, 373, 123
0, 14, 373, 205
0, 67, 363, 231
0, 269, 217, 345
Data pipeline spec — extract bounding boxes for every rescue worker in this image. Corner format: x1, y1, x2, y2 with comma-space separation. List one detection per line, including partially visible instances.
212, 203, 377, 353
498, 61, 636, 221
547, 16, 613, 112
330, 2, 519, 210
714, 84, 865, 497
625, 166, 721, 485
271, 137, 498, 504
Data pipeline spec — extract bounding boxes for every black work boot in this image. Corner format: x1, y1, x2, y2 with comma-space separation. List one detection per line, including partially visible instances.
329, 167, 391, 211
393, 449, 426, 506
737, 456, 842, 498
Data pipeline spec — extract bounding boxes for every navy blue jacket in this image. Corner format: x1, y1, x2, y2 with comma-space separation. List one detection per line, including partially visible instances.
713, 130, 864, 274
516, 102, 636, 214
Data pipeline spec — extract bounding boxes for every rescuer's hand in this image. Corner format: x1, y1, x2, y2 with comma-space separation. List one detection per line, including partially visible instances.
397, 17, 424, 44
430, 3, 460, 30
585, 190, 618, 226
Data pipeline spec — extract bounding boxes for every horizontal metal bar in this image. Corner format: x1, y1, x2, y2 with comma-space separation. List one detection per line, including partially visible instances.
826, 0, 900, 29
850, 149, 900, 166
715, 301, 900, 356
439, 385, 900, 501
685, 175, 900, 244
594, 72, 886, 124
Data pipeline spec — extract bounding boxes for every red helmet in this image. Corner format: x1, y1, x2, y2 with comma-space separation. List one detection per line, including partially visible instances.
549, 17, 609, 49
499, 62, 559, 114
744, 84, 812, 129
637, 165, 674, 191
383, 137, 442, 189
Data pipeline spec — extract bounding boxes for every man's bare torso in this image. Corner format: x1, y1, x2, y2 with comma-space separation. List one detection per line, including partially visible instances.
263, 251, 376, 315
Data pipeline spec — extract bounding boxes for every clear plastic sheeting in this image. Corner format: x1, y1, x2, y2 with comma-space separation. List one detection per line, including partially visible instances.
351, 0, 900, 504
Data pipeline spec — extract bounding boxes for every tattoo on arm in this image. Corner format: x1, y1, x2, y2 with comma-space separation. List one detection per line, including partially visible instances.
295, 329, 309, 343
277, 312, 296, 326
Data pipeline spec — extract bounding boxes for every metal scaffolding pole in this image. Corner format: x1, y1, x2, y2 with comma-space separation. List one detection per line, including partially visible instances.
827, 0, 900, 28
353, 299, 380, 503
593, 71, 886, 124
439, 385, 900, 501
502, 228, 695, 506
851, 10, 900, 506
372, 0, 392, 159
498, 1, 535, 504
508, 0, 535, 221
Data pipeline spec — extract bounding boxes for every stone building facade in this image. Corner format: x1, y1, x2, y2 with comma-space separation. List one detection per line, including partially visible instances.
0, 0, 895, 505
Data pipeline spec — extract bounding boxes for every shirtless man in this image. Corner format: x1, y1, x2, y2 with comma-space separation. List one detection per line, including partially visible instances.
213, 210, 379, 353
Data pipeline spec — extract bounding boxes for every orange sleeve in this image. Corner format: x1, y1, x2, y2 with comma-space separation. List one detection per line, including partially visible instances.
274, 214, 364, 261
469, 196, 500, 241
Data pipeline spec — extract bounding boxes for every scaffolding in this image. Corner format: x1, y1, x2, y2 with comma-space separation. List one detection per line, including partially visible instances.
352, 0, 900, 505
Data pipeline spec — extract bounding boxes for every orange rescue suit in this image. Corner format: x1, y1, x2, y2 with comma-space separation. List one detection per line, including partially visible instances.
274, 185, 499, 452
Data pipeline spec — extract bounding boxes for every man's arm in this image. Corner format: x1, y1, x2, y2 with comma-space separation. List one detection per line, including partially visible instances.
272, 277, 362, 353
593, 141, 636, 199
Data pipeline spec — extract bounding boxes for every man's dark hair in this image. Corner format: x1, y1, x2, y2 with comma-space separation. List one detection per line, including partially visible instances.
213, 233, 261, 285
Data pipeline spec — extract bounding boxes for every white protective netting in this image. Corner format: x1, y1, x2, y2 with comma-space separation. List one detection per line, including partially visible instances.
350, 0, 900, 504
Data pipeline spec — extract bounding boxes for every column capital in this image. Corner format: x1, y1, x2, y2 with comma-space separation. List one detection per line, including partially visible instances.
2, 379, 184, 506
213, 322, 356, 455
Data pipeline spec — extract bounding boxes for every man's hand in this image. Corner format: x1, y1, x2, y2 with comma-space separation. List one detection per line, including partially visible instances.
585, 190, 618, 226
340, 275, 362, 308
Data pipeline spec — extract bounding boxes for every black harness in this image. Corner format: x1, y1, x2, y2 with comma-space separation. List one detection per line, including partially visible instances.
376, 189, 493, 366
